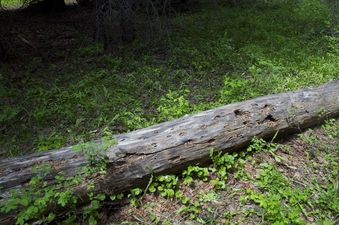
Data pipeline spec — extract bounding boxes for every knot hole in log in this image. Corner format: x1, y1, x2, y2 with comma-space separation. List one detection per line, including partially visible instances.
234, 109, 251, 125
259, 114, 278, 127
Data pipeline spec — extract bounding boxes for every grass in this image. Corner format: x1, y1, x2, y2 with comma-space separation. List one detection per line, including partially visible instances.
0, 0, 338, 158
0, 0, 22, 8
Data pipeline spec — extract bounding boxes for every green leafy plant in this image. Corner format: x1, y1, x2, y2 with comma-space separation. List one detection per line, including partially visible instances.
83, 192, 106, 225
176, 201, 202, 220
128, 188, 143, 207
219, 76, 259, 103
35, 132, 66, 151
0, 166, 79, 225
209, 149, 237, 189
0, 134, 117, 225
182, 165, 209, 185
148, 175, 179, 198
322, 118, 339, 139
244, 163, 310, 224
157, 90, 191, 121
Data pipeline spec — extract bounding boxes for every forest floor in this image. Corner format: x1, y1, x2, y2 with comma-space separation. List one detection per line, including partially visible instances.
1, 1, 337, 157
106, 119, 338, 224
0, 0, 338, 224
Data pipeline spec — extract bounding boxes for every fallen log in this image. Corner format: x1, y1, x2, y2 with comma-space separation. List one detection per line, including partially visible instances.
1, 80, 339, 223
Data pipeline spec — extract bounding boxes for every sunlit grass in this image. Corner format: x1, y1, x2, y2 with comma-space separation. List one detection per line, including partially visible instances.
0, 0, 22, 9
0, 0, 77, 9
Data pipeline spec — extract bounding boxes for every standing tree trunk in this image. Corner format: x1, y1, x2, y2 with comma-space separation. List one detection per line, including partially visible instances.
94, 0, 135, 48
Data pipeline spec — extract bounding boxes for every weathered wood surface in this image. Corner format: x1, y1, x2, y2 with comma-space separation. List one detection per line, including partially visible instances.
1, 80, 339, 222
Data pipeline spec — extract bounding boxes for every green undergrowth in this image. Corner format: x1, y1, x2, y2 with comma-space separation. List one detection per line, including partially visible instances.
0, 0, 338, 157
1, 0, 338, 224
0, 0, 21, 8
0, 133, 117, 225
1, 119, 337, 224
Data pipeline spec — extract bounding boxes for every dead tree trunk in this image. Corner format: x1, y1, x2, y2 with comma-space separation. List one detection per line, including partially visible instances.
0, 80, 339, 223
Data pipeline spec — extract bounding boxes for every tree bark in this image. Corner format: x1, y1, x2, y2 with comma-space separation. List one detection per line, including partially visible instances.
1, 80, 339, 223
